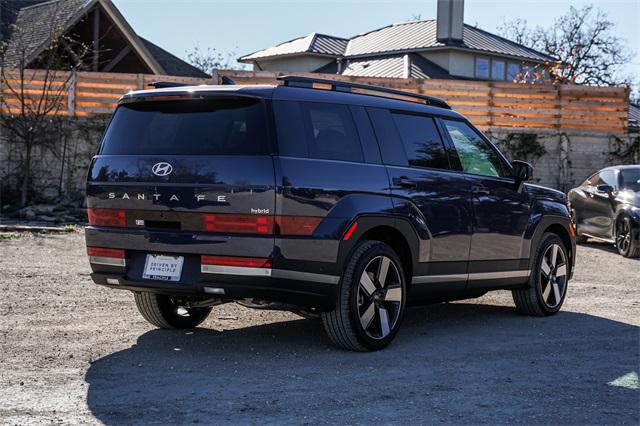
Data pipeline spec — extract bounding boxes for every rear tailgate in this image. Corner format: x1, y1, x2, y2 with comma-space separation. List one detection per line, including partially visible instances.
85, 96, 276, 281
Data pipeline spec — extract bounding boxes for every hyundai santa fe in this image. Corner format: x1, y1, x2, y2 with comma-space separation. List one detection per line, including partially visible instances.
85, 76, 576, 351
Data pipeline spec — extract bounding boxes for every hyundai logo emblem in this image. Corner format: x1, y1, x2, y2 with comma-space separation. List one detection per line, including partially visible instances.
151, 162, 173, 177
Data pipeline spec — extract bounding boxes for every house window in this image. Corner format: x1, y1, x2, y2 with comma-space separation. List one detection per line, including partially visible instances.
491, 60, 505, 80
507, 63, 520, 81
475, 57, 490, 79
522, 64, 534, 82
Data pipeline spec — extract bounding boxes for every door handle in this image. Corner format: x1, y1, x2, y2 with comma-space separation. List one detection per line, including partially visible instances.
471, 185, 490, 195
392, 176, 417, 189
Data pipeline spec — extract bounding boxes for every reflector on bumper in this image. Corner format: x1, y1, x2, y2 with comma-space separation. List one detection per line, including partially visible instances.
87, 247, 126, 267
200, 255, 272, 276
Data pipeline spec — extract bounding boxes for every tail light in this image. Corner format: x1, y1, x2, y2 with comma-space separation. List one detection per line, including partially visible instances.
203, 214, 321, 236
275, 216, 322, 236
203, 214, 274, 234
201, 255, 272, 268
88, 208, 126, 227
87, 247, 125, 258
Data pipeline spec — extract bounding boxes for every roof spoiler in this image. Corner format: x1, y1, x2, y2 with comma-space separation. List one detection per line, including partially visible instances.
278, 75, 451, 109
148, 77, 236, 89
147, 81, 191, 89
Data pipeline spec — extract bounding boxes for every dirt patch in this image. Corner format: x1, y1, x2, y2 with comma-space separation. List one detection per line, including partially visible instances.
0, 233, 638, 424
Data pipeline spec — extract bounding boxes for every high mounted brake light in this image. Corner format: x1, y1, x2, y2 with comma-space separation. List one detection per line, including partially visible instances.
88, 208, 126, 227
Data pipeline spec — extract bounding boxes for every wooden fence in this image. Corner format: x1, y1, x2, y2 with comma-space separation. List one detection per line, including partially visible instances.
0, 68, 630, 133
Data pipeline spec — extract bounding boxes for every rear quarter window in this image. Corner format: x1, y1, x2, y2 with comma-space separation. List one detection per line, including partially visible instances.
100, 98, 269, 156
274, 101, 364, 163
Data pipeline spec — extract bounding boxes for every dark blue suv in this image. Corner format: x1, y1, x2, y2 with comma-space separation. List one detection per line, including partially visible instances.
85, 76, 576, 351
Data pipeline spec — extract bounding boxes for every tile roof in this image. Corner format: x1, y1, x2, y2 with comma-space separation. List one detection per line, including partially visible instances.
239, 32, 348, 61
140, 38, 210, 78
0, 0, 206, 77
1, 0, 87, 67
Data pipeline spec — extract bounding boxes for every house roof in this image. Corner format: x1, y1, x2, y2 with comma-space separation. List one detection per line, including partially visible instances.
140, 38, 209, 78
1, 0, 88, 67
339, 53, 455, 79
346, 20, 553, 62
240, 19, 554, 65
239, 32, 349, 61
629, 103, 639, 130
0, 0, 206, 77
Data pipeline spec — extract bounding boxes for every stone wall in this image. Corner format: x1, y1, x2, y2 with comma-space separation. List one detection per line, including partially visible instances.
0, 117, 108, 211
488, 129, 639, 192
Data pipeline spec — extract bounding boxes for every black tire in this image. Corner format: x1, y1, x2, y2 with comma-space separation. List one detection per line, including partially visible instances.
571, 209, 588, 244
134, 292, 212, 329
616, 216, 640, 258
321, 241, 406, 351
512, 233, 569, 316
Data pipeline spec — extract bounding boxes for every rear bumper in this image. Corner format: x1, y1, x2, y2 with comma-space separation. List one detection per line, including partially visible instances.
89, 265, 339, 309
86, 225, 341, 308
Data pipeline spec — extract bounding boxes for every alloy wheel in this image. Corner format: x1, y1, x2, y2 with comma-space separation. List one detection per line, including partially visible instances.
539, 244, 568, 309
616, 219, 631, 255
356, 255, 403, 339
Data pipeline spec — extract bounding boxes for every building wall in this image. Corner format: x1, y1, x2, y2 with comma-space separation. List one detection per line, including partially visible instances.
420, 50, 478, 78
420, 50, 544, 81
253, 56, 334, 73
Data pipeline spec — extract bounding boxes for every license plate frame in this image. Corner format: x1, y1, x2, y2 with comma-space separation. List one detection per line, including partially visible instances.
143, 254, 184, 282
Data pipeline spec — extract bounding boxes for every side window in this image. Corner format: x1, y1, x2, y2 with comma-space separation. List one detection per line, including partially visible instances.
587, 174, 601, 186
443, 119, 505, 178
599, 170, 617, 188
391, 113, 449, 170
274, 101, 363, 162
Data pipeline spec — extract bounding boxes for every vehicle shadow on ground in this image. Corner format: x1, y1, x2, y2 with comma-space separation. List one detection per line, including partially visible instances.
85, 302, 639, 425
580, 240, 640, 260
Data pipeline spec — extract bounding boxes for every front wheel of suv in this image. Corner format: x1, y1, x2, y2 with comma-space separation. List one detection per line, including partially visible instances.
321, 241, 406, 351
512, 233, 569, 316
134, 292, 212, 329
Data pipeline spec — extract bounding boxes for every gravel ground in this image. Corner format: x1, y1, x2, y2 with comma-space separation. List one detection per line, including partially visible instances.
0, 231, 638, 425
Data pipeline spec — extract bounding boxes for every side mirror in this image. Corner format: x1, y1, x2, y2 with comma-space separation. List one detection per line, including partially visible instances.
512, 160, 534, 182
596, 184, 614, 194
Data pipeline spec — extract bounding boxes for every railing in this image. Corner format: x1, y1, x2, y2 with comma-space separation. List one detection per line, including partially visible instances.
0, 68, 630, 133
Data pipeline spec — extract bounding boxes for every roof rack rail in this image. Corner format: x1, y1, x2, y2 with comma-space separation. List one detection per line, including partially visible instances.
147, 81, 192, 89
277, 75, 451, 109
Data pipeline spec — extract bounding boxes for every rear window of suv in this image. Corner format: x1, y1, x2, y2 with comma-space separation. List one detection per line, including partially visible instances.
100, 98, 269, 156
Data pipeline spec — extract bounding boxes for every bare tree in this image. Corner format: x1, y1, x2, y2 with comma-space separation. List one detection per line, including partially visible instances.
498, 5, 634, 86
0, 4, 88, 207
185, 45, 246, 75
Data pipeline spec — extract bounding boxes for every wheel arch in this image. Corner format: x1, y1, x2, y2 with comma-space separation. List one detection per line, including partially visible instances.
529, 216, 575, 279
336, 216, 421, 289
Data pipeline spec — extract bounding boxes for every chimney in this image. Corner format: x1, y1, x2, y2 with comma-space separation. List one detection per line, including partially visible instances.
436, 0, 464, 43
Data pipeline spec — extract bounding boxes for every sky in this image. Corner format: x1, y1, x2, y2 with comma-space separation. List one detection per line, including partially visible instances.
111, 0, 639, 80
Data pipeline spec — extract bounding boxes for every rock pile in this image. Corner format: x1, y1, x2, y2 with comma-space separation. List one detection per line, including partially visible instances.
1, 202, 87, 224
